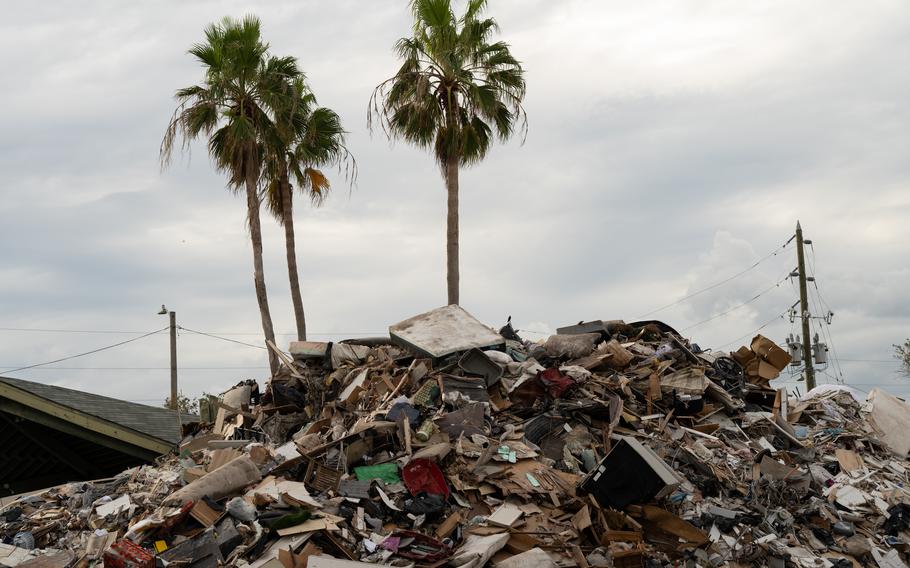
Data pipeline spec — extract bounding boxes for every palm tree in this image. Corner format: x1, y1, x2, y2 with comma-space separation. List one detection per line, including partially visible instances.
370, 0, 527, 305
161, 16, 299, 375
263, 77, 354, 341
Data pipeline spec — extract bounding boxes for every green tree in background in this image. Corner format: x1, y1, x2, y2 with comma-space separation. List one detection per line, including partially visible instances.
896, 339, 910, 377
370, 0, 527, 305
163, 392, 198, 414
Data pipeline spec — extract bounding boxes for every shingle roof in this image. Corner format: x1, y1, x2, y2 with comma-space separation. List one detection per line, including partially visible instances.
0, 376, 197, 444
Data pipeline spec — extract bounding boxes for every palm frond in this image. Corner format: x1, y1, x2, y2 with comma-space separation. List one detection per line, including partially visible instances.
370, 0, 527, 177
302, 168, 331, 206
411, 0, 455, 30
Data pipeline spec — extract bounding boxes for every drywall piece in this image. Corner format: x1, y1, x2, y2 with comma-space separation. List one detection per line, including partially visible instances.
487, 503, 523, 528
835, 449, 864, 474
95, 494, 131, 518
248, 478, 322, 509
495, 547, 557, 568
868, 388, 910, 458
389, 305, 504, 359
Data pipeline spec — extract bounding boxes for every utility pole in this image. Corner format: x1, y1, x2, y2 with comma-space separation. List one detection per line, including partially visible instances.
795, 222, 816, 391
169, 310, 177, 410
159, 305, 178, 410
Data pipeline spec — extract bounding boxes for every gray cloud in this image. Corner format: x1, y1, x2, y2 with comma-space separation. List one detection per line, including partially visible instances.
1, 0, 908, 403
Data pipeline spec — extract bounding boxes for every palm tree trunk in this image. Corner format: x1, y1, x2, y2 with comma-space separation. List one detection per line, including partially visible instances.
245, 170, 279, 375
280, 168, 307, 341
445, 153, 460, 305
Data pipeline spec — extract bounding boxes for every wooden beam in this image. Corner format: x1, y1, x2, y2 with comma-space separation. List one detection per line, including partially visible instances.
0, 382, 173, 455
266, 340, 304, 379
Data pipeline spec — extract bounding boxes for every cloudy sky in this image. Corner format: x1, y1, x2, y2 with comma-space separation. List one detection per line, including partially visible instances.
1, 0, 908, 405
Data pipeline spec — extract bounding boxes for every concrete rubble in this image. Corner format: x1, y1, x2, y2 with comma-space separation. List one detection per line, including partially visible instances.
3, 305, 910, 567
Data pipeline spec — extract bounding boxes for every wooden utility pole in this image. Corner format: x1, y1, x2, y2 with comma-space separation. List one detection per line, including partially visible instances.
159, 305, 179, 411
169, 310, 178, 410
795, 222, 816, 391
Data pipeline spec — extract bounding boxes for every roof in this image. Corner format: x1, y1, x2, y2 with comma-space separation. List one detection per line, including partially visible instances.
0, 376, 195, 444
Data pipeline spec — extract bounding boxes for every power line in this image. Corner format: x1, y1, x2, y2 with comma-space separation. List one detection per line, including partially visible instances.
0, 366, 270, 370
681, 272, 790, 332
636, 239, 793, 319
805, 276, 828, 384
0, 328, 168, 375
0, 327, 151, 334
842, 384, 870, 395
516, 328, 548, 336
809, 287, 841, 383
717, 309, 789, 350
201, 331, 387, 336
806, 244, 846, 383
0, 326, 385, 336
177, 326, 268, 350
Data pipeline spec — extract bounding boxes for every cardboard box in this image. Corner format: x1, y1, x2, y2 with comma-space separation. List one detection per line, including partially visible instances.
750, 335, 791, 371
732, 346, 755, 367
757, 360, 781, 381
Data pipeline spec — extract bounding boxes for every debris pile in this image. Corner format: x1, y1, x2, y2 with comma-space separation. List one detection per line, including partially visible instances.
3, 305, 910, 568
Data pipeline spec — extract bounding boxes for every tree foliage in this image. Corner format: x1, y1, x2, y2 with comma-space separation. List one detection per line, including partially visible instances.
163, 391, 199, 414
896, 339, 910, 377
369, 0, 527, 170
262, 77, 355, 217
161, 15, 301, 199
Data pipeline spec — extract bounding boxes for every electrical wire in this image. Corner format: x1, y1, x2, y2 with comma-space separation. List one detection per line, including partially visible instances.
785, 259, 825, 383
717, 309, 789, 350
0, 328, 169, 375
0, 326, 385, 336
0, 366, 270, 370
808, 286, 839, 383
636, 239, 794, 319
176, 326, 268, 350
0, 327, 151, 334
806, 276, 839, 382
807, 244, 846, 383
211, 331, 386, 336
681, 272, 791, 332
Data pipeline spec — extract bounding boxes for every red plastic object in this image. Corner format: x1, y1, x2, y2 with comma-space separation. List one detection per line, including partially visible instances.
402, 458, 450, 499
103, 540, 154, 568
537, 367, 575, 398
